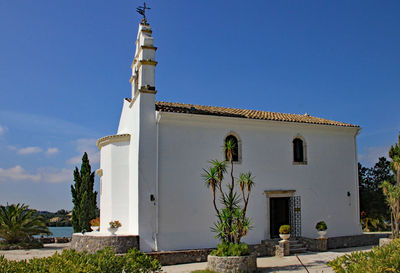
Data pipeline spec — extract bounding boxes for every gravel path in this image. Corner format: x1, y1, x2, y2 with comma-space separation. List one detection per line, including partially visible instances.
0, 243, 70, 261
162, 245, 373, 273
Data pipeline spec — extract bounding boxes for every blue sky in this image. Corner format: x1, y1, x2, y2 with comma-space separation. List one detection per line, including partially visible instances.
0, 1, 399, 211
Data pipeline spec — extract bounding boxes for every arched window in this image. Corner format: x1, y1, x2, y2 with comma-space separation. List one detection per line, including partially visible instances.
293, 138, 304, 163
225, 135, 239, 162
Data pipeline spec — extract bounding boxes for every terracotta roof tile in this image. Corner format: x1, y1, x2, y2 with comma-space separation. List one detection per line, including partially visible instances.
125, 98, 358, 128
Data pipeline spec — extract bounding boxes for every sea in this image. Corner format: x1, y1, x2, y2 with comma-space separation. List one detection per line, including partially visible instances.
38, 226, 74, 238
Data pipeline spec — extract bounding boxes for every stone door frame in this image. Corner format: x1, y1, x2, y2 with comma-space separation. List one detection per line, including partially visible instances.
264, 190, 296, 240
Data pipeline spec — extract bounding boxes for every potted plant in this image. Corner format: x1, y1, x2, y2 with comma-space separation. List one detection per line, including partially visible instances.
89, 218, 100, 232
108, 220, 121, 235
315, 221, 328, 238
279, 225, 291, 241
202, 139, 257, 273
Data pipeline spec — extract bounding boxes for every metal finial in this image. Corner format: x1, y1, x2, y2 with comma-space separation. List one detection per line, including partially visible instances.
136, 2, 151, 23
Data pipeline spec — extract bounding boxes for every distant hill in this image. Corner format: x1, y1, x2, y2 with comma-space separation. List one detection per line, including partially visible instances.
35, 209, 72, 227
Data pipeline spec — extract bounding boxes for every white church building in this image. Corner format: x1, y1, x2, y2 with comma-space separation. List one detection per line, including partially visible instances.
96, 20, 362, 252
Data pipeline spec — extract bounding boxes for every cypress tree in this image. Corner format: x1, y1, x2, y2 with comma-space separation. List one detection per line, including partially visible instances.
71, 152, 97, 232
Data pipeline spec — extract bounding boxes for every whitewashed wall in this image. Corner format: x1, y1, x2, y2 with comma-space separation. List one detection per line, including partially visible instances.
155, 112, 361, 251
99, 140, 130, 234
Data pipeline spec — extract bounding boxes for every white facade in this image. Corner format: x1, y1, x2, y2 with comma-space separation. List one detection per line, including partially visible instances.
97, 21, 362, 252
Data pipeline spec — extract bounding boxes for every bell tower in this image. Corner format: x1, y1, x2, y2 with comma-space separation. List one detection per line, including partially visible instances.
130, 19, 157, 98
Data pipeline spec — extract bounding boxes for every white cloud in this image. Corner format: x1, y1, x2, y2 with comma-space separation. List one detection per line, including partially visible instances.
67, 138, 99, 165
45, 147, 59, 155
358, 146, 390, 167
17, 146, 43, 155
7, 145, 16, 151
0, 110, 98, 138
0, 166, 72, 184
39, 168, 72, 184
0, 166, 41, 182
0, 125, 7, 136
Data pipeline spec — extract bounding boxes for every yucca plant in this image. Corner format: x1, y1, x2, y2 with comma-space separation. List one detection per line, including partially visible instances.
202, 139, 255, 245
0, 203, 51, 244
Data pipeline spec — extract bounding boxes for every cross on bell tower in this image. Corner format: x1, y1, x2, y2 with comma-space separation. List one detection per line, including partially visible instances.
136, 2, 151, 24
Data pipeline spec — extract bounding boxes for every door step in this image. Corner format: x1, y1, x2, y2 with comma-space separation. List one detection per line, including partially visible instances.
289, 240, 307, 254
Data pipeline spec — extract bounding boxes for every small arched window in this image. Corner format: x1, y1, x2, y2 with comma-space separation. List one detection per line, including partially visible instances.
225, 135, 239, 162
293, 138, 304, 163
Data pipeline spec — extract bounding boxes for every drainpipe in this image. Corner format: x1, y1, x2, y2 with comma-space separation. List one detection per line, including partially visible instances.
154, 112, 162, 251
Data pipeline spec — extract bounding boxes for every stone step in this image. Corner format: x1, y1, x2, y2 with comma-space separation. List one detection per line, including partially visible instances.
290, 243, 304, 248
290, 247, 307, 254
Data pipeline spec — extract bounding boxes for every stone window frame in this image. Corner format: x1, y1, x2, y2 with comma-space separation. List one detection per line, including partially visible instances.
292, 134, 307, 165
223, 131, 242, 164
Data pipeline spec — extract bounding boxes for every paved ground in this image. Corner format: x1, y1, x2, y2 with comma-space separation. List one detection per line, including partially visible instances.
162, 245, 373, 273
0, 243, 70, 261
0, 243, 372, 272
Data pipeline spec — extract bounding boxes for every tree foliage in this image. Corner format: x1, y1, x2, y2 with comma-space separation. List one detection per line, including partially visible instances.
381, 133, 400, 238
71, 152, 98, 232
202, 139, 255, 244
381, 181, 400, 238
359, 157, 394, 231
389, 133, 400, 185
0, 203, 50, 244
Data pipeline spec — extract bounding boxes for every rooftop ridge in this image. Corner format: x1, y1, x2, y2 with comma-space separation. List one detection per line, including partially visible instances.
124, 98, 359, 128
156, 100, 312, 118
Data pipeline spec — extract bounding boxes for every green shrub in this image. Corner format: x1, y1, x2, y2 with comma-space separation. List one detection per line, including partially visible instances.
0, 247, 161, 273
210, 242, 250, 256
279, 225, 290, 234
0, 238, 43, 250
191, 270, 217, 273
328, 238, 400, 272
315, 221, 327, 231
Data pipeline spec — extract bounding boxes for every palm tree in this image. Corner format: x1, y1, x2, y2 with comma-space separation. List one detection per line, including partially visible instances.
0, 203, 51, 244
386, 134, 400, 238
381, 181, 400, 238
389, 134, 400, 185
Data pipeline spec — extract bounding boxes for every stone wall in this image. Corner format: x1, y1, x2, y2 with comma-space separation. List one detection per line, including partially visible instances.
147, 248, 213, 265
299, 237, 327, 252
69, 233, 389, 265
70, 234, 139, 254
38, 237, 71, 244
147, 243, 276, 266
327, 233, 389, 249
250, 241, 276, 257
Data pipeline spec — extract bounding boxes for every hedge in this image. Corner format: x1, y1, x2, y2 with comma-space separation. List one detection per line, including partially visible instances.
0, 247, 161, 273
328, 238, 400, 272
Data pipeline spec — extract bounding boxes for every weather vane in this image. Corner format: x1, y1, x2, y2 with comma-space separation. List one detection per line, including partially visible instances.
136, 2, 151, 23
